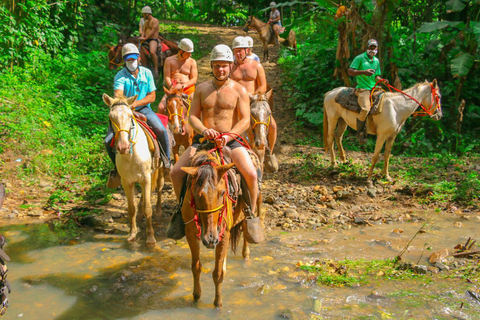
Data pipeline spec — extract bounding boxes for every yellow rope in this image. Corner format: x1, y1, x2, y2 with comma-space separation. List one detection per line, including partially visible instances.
251, 114, 271, 130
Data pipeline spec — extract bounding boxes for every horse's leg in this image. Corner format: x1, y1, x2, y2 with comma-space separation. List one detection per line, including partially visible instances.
367, 134, 388, 184
154, 166, 164, 217
123, 181, 138, 242
186, 224, 202, 302
326, 115, 339, 167
142, 177, 156, 247
173, 141, 180, 164
335, 118, 348, 163
213, 231, 230, 308
382, 135, 397, 181
242, 220, 250, 260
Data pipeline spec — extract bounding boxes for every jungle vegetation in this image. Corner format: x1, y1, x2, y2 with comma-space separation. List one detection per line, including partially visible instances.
0, 0, 479, 207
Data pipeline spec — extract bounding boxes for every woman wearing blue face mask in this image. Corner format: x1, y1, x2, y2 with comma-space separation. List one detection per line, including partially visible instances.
348, 39, 388, 145
105, 43, 171, 188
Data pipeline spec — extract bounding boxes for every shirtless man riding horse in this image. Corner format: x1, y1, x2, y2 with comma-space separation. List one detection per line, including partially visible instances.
230, 36, 278, 172
158, 38, 198, 113
167, 44, 263, 242
139, 6, 160, 78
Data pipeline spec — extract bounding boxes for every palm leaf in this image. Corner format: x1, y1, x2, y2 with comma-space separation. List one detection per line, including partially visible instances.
446, 0, 469, 12
451, 52, 475, 77
416, 21, 462, 33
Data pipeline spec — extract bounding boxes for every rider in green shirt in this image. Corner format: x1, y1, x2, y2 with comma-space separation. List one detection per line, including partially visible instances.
348, 39, 384, 144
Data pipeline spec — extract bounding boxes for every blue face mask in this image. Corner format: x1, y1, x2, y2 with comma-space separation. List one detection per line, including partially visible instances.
126, 59, 138, 72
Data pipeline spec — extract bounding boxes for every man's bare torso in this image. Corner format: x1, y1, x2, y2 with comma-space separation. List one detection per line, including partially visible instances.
197, 80, 241, 133
166, 56, 194, 84
231, 60, 259, 94
144, 17, 159, 40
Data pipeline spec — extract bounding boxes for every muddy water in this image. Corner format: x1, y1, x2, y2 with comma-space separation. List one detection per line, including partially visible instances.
1, 212, 480, 320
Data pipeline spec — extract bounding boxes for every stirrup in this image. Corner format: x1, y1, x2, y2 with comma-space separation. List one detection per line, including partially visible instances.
243, 207, 265, 244
265, 153, 279, 172
106, 169, 121, 189
166, 204, 185, 240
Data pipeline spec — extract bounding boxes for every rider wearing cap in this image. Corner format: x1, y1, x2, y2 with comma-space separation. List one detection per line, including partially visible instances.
158, 38, 198, 113
139, 6, 160, 78
244, 36, 260, 63
231, 36, 279, 172
105, 43, 170, 188
348, 39, 384, 144
168, 44, 261, 242
268, 2, 281, 45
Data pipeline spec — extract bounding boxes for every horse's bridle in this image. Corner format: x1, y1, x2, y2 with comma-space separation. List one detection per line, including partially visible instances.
251, 114, 271, 130
166, 94, 188, 124
109, 103, 138, 146
109, 46, 124, 68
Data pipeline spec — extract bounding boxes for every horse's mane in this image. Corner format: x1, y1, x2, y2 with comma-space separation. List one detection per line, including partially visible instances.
384, 81, 429, 98
189, 151, 221, 191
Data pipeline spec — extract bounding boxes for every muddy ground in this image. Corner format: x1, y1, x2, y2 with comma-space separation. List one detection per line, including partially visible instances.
1, 23, 479, 237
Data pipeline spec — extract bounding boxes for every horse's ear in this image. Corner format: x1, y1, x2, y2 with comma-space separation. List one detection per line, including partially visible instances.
181, 166, 199, 176
216, 163, 235, 179
126, 95, 138, 107
248, 93, 256, 103
432, 78, 438, 88
266, 88, 273, 101
163, 86, 171, 95
103, 93, 114, 107
106, 44, 114, 51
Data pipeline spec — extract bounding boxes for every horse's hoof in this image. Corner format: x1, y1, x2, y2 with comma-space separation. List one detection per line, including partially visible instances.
146, 240, 156, 248
214, 300, 222, 308
366, 180, 374, 188
127, 234, 137, 242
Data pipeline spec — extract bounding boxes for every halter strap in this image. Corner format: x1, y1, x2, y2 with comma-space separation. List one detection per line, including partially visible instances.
251, 114, 271, 130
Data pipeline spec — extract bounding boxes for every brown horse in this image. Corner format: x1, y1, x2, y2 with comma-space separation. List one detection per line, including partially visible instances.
107, 36, 141, 70
181, 150, 262, 307
243, 16, 297, 61
246, 89, 274, 175
163, 86, 193, 163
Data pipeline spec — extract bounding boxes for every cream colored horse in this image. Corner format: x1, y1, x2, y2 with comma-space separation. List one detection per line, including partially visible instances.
323, 80, 442, 184
103, 94, 164, 247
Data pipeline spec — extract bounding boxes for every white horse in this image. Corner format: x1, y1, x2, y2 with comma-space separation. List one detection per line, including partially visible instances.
103, 94, 164, 247
246, 90, 273, 175
323, 80, 442, 184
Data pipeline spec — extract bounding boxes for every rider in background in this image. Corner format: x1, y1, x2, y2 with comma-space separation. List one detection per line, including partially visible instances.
231, 36, 278, 172
158, 38, 198, 114
268, 2, 281, 45
245, 36, 260, 63
347, 39, 385, 144
139, 17, 145, 38
105, 43, 170, 188
139, 6, 160, 78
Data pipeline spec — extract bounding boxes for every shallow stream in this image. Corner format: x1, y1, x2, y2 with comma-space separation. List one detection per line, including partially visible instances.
1, 211, 479, 319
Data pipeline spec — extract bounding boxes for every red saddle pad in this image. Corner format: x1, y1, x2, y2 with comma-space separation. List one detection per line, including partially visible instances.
156, 113, 168, 128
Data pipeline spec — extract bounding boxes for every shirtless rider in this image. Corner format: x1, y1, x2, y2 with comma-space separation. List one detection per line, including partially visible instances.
167, 45, 263, 243
139, 6, 160, 78
230, 36, 278, 172
158, 38, 198, 113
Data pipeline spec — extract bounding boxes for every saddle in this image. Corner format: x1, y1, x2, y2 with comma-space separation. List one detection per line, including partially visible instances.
136, 118, 162, 170
335, 88, 385, 115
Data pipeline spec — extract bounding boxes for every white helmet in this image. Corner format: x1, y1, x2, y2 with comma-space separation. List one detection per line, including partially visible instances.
122, 43, 140, 58
178, 38, 194, 53
210, 45, 234, 62
232, 36, 248, 49
141, 6, 152, 14
244, 36, 254, 48
270, 2, 276, 7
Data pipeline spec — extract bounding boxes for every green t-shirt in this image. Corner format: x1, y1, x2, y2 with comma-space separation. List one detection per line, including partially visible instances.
349, 52, 381, 90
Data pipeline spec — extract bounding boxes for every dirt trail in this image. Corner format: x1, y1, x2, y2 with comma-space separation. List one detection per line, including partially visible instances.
1, 23, 478, 233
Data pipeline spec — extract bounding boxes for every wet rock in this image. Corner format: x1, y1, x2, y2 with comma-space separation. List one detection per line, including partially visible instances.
336, 190, 350, 199
27, 209, 43, 217
434, 261, 450, 271
313, 298, 322, 312
428, 248, 449, 264
414, 265, 428, 274
427, 266, 439, 274
111, 211, 123, 219
276, 308, 294, 319
453, 221, 462, 228
367, 188, 376, 198
329, 210, 341, 218
79, 215, 105, 228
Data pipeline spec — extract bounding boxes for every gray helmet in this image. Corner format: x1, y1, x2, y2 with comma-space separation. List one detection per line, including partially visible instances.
141, 6, 152, 14
210, 45, 234, 62
367, 39, 378, 47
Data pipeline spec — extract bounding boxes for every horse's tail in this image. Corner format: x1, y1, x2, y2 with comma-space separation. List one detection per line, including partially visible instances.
229, 222, 242, 254
323, 106, 329, 152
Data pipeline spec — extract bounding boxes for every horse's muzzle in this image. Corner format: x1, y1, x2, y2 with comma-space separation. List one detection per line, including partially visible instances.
243, 26, 249, 33
116, 141, 130, 154
202, 234, 219, 249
